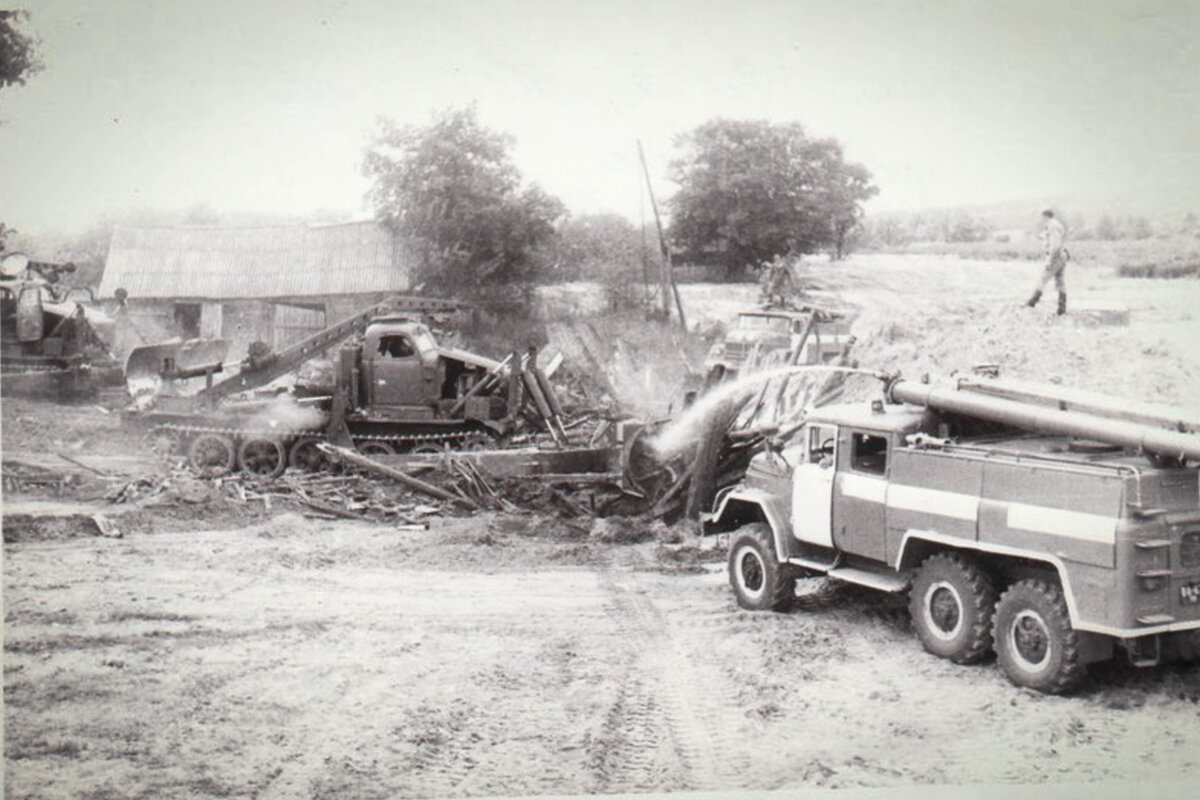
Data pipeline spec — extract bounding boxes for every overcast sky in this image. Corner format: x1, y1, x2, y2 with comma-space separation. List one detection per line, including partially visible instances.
1, 0, 1197, 234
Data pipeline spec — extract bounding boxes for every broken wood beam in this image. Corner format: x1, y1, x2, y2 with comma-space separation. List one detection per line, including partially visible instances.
316, 443, 479, 510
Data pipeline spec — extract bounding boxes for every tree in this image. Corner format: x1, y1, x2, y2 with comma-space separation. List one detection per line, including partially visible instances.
1, 10, 42, 91
362, 106, 565, 292
549, 212, 647, 309
667, 118, 877, 279
1095, 214, 1119, 241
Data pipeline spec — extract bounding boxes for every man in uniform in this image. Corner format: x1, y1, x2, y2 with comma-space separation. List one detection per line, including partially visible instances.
1026, 209, 1068, 315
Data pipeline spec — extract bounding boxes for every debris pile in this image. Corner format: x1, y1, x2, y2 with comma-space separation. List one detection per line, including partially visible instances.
2, 461, 84, 494
97, 440, 654, 525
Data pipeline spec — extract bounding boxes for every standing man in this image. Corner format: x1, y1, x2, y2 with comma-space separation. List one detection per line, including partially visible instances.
1026, 209, 1068, 315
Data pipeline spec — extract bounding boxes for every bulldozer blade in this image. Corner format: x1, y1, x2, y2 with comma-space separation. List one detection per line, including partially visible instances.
124, 339, 229, 404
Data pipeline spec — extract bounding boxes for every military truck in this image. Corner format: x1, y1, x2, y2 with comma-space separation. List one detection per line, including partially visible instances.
704, 304, 853, 384
704, 375, 1200, 693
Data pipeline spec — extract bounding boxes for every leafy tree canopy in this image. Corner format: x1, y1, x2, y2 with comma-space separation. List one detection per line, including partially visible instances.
667, 118, 878, 278
1, 10, 42, 91
548, 212, 649, 309
550, 213, 643, 280
363, 106, 565, 291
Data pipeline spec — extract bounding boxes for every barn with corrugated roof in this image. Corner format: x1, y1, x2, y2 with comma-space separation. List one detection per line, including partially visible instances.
99, 221, 411, 356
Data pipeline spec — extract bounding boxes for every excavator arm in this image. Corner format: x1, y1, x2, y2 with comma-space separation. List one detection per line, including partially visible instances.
125, 295, 464, 408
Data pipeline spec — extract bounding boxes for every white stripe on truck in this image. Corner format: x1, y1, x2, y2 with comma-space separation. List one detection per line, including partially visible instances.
1004, 502, 1117, 544
840, 473, 888, 503
887, 484, 979, 521
836, 477, 1118, 544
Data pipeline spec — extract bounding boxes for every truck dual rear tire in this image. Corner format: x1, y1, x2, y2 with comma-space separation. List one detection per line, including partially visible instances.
728, 523, 795, 612
993, 579, 1084, 694
910, 552, 997, 664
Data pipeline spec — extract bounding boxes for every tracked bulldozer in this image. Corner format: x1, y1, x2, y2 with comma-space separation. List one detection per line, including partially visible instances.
0, 252, 121, 398
124, 295, 569, 478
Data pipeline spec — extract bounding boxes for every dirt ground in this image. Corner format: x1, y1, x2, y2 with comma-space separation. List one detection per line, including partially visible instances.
4, 253, 1200, 799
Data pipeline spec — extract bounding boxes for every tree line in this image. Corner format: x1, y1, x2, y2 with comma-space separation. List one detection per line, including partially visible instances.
362, 106, 878, 298
858, 210, 1196, 249
7, 3, 878, 300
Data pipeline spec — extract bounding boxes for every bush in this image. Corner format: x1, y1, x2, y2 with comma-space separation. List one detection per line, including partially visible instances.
1117, 259, 1200, 279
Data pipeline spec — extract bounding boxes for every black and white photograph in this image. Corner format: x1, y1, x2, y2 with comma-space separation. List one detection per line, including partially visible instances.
2, 1, 1198, 798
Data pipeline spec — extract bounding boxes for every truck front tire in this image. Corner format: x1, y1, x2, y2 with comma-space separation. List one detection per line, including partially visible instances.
728, 523, 795, 612
993, 579, 1084, 694
910, 552, 997, 664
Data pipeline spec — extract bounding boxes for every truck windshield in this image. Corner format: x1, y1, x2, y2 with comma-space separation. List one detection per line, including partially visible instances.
737, 315, 789, 332
412, 330, 438, 357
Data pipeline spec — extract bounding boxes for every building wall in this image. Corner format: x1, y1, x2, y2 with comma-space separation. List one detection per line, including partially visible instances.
114, 293, 396, 362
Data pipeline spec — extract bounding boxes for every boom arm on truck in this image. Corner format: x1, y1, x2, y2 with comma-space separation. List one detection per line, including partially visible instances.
126, 295, 467, 409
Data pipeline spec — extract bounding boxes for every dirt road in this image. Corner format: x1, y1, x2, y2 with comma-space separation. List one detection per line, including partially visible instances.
4, 511, 1199, 799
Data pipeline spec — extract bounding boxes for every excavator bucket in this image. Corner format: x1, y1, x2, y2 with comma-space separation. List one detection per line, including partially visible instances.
124, 338, 229, 407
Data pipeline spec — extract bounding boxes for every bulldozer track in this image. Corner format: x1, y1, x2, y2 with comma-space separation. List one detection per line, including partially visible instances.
594, 565, 751, 792
148, 423, 481, 448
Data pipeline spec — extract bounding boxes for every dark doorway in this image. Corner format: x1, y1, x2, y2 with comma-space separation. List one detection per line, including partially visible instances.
174, 303, 201, 339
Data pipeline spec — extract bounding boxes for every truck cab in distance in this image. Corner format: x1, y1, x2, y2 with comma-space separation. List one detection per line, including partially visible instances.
706, 390, 1200, 693
705, 306, 852, 382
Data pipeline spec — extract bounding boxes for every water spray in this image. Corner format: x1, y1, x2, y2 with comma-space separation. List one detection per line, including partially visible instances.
652, 364, 891, 458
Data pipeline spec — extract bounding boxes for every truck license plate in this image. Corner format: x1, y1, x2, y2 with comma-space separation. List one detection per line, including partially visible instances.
1182, 582, 1200, 606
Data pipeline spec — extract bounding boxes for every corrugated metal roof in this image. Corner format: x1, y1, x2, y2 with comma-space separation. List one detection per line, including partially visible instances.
99, 221, 410, 300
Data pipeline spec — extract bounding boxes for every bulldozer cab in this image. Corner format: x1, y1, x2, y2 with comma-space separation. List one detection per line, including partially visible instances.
361, 320, 440, 412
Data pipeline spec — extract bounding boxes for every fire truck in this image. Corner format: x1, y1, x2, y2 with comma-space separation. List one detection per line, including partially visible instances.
705, 375, 1200, 693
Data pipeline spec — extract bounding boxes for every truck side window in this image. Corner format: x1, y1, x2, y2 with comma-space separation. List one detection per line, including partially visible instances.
851, 432, 888, 475
377, 335, 416, 359
807, 424, 836, 466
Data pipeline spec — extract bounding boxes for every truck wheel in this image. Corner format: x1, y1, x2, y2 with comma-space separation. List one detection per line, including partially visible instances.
1163, 630, 1200, 663
910, 552, 997, 664
728, 523, 795, 612
188, 433, 236, 478
993, 579, 1084, 694
237, 438, 287, 479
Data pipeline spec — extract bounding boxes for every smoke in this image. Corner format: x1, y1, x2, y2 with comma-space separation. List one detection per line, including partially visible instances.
244, 396, 328, 432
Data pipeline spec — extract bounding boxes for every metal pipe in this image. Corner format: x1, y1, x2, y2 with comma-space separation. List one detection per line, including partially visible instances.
954, 377, 1200, 434
888, 380, 1200, 462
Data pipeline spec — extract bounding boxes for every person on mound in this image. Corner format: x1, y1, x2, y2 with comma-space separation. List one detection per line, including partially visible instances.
1026, 209, 1069, 315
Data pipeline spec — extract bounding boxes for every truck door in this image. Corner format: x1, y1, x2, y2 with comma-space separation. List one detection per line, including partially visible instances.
15, 285, 44, 342
368, 332, 432, 407
792, 423, 837, 547
832, 430, 890, 561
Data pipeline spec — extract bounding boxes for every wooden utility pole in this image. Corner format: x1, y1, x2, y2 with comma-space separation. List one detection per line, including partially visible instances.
637, 140, 688, 330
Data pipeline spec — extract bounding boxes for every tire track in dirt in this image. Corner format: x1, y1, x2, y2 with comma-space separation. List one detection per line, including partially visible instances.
594, 559, 752, 793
